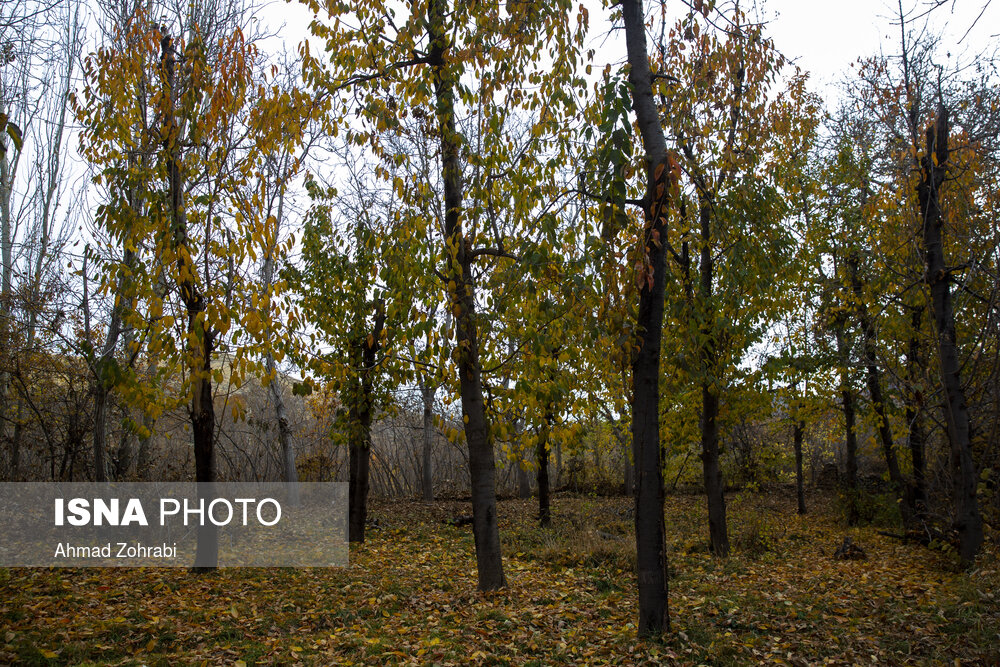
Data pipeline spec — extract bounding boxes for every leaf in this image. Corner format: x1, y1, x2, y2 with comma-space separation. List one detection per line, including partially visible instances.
4, 121, 23, 152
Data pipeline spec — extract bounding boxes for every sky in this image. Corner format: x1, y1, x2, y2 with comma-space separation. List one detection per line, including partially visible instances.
759, 0, 999, 95
259, 0, 999, 104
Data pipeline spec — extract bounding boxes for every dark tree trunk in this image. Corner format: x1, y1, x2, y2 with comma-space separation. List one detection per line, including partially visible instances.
347, 400, 371, 543
537, 405, 553, 527
835, 325, 858, 489
428, 0, 505, 591
835, 323, 859, 524
848, 252, 911, 525
917, 106, 983, 567
622, 0, 671, 636
191, 329, 218, 570
348, 306, 384, 544
905, 306, 927, 521
421, 382, 435, 501
162, 31, 217, 570
793, 417, 807, 515
697, 202, 729, 557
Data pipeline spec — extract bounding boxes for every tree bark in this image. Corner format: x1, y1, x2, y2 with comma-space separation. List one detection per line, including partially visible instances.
905, 306, 926, 520
421, 381, 435, 501
917, 106, 983, 566
834, 322, 859, 524
537, 404, 553, 527
697, 202, 729, 557
348, 305, 384, 543
268, 353, 299, 504
162, 30, 217, 569
834, 324, 858, 488
848, 252, 911, 525
428, 0, 506, 591
261, 198, 298, 504
622, 0, 671, 636
347, 392, 372, 543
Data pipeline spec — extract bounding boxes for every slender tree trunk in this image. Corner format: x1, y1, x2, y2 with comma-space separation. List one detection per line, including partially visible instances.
428, 0, 505, 591
918, 106, 983, 567
0, 106, 13, 306
848, 253, 911, 525
348, 307, 384, 543
834, 323, 859, 524
793, 417, 807, 515
622, 0, 671, 636
697, 202, 729, 557
537, 404, 553, 527
268, 352, 299, 503
517, 457, 531, 499
162, 31, 216, 569
92, 244, 133, 483
261, 211, 298, 503
0, 106, 15, 475
421, 382, 435, 501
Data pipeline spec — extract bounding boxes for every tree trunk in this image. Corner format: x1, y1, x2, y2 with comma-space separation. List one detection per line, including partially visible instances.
537, 405, 553, 527
191, 329, 218, 569
428, 0, 505, 591
421, 382, 435, 501
0, 102, 14, 308
0, 107, 14, 475
261, 208, 298, 503
622, 0, 671, 636
92, 244, 133, 483
697, 202, 729, 557
162, 31, 216, 569
917, 106, 983, 567
793, 417, 807, 515
268, 353, 299, 504
835, 324, 858, 496
905, 307, 926, 520
348, 306, 384, 543
347, 395, 371, 543
517, 457, 531, 499
849, 253, 911, 525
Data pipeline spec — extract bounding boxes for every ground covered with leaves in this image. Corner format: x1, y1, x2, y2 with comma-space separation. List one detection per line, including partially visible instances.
2, 490, 998, 665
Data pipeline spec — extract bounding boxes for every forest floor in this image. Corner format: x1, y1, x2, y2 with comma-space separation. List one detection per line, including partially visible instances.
1, 489, 998, 666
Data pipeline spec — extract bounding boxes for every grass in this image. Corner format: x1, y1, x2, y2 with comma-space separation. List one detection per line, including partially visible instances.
0, 490, 997, 665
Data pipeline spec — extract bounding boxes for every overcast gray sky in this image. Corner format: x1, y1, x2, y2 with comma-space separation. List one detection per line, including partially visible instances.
761, 0, 999, 94
263, 0, 998, 102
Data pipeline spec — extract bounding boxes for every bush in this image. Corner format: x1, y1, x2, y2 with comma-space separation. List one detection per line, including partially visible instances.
837, 488, 901, 527
729, 492, 783, 558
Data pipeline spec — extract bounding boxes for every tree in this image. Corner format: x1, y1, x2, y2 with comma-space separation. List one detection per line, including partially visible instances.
304, 0, 587, 591
76, 1, 320, 564
291, 161, 405, 543
617, 0, 676, 636
656, 4, 817, 556
0, 0, 83, 480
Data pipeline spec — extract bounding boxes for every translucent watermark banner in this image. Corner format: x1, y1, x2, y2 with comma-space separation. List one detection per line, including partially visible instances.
0, 482, 348, 567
